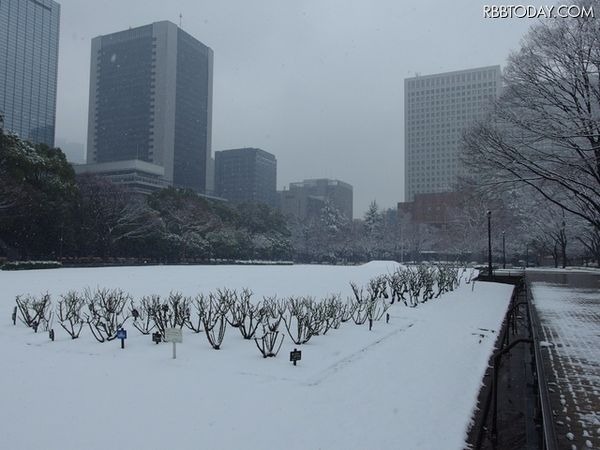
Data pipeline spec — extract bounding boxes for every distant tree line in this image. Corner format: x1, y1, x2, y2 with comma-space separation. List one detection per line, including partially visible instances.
0, 127, 457, 265
0, 129, 292, 262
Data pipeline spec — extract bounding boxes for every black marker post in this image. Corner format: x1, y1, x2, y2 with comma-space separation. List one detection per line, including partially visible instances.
290, 348, 302, 366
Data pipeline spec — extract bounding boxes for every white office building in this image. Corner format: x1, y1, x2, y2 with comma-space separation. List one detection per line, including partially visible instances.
404, 66, 502, 201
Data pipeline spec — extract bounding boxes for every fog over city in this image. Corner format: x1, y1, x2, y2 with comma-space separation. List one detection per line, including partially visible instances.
3, 1, 600, 448
55, 0, 534, 216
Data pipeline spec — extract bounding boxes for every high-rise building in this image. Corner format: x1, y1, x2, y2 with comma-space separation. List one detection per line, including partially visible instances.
0, 0, 60, 146
278, 178, 353, 220
214, 148, 277, 207
404, 66, 501, 201
81, 21, 213, 194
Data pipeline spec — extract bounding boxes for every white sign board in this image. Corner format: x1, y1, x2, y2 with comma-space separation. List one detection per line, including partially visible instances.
165, 327, 183, 343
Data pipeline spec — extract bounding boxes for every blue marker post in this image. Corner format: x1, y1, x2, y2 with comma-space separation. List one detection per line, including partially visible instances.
117, 329, 127, 349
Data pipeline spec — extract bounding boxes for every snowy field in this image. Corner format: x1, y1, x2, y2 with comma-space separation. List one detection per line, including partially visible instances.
0, 262, 513, 450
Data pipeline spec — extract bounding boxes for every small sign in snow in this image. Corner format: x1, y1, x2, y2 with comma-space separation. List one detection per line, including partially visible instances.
290, 349, 302, 366
117, 329, 127, 349
165, 328, 182, 343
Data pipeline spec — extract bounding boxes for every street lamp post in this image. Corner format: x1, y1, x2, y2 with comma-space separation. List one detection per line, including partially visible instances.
502, 231, 506, 269
487, 210, 492, 278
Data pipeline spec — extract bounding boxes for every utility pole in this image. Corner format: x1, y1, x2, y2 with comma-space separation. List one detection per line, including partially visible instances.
487, 210, 492, 278
502, 231, 506, 269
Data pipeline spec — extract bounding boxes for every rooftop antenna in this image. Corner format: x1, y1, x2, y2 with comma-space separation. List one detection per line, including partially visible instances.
179, 13, 183, 28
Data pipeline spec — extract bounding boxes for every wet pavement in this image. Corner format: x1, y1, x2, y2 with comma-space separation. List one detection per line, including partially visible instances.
528, 270, 600, 450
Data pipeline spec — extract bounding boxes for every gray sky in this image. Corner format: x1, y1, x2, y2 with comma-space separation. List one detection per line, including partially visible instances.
55, 0, 535, 217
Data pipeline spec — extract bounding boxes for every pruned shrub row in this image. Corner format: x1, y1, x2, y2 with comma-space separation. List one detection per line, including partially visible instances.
13, 264, 468, 358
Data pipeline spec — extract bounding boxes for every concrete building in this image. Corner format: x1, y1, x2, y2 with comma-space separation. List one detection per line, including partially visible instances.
80, 21, 213, 194
279, 178, 353, 221
404, 66, 501, 201
397, 191, 462, 227
0, 0, 60, 146
214, 147, 276, 207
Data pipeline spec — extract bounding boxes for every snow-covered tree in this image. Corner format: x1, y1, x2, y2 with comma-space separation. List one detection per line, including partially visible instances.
463, 5, 600, 231
364, 201, 383, 237
0, 129, 78, 259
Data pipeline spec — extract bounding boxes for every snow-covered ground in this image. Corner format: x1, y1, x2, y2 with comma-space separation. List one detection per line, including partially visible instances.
0, 262, 513, 450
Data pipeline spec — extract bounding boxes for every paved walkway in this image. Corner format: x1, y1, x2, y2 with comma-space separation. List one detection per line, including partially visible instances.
529, 271, 600, 450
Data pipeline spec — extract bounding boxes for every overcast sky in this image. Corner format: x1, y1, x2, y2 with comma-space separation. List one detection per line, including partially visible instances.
55, 0, 536, 217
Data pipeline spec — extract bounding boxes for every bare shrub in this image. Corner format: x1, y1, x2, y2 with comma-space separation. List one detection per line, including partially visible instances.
15, 293, 52, 332
57, 291, 85, 339
261, 296, 283, 332
185, 293, 208, 333
203, 294, 228, 350
282, 296, 318, 345
254, 328, 285, 358
150, 292, 190, 338
84, 288, 131, 342
130, 295, 158, 335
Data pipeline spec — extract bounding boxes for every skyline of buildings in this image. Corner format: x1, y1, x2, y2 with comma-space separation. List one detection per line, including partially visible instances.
0, 0, 60, 147
215, 147, 277, 207
80, 20, 213, 194
278, 178, 353, 222
404, 65, 502, 202
0, 3, 508, 218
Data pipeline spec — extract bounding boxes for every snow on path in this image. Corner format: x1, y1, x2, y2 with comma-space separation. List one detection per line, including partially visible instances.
0, 263, 512, 450
531, 283, 600, 449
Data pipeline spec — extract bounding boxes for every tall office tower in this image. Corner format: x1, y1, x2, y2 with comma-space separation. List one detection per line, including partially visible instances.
84, 21, 213, 193
215, 148, 277, 207
279, 178, 353, 221
0, 0, 60, 146
404, 65, 501, 201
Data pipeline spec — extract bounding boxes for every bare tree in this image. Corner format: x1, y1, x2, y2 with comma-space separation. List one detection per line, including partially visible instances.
463, 4, 600, 232
77, 175, 130, 258
576, 223, 600, 264
112, 199, 165, 245
519, 199, 571, 267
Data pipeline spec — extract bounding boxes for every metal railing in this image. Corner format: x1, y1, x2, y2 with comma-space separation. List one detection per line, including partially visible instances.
471, 276, 557, 450
527, 286, 558, 450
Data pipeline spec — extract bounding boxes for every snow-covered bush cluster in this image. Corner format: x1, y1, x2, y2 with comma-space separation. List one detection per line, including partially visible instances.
12, 264, 469, 358
2, 260, 62, 271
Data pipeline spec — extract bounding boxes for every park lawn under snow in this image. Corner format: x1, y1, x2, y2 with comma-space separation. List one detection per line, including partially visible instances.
0, 262, 513, 450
